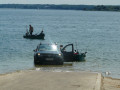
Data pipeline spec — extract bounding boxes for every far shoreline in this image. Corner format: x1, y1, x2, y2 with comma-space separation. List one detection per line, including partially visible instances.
1, 4, 120, 12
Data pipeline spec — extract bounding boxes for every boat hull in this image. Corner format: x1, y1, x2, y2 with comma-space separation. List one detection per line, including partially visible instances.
73, 54, 86, 62
23, 35, 44, 40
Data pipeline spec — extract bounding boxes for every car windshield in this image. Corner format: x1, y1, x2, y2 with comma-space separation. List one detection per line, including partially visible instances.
38, 44, 58, 51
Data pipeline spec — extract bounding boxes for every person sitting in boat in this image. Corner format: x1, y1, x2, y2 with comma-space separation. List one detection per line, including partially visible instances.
74, 50, 79, 55
39, 30, 45, 37
26, 29, 29, 36
29, 25, 34, 35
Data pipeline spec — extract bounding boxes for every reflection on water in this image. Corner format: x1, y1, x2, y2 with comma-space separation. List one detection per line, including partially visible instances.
34, 62, 73, 72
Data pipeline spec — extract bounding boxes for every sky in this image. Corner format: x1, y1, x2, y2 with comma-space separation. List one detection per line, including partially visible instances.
0, 0, 120, 5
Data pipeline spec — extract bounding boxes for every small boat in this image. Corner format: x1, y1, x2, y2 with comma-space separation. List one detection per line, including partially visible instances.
60, 43, 87, 62
23, 26, 45, 39
23, 33, 45, 40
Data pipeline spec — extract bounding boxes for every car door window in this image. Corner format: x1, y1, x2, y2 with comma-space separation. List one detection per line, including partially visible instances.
64, 45, 72, 52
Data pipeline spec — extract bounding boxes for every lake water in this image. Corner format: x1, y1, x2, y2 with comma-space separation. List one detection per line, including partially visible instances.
0, 9, 120, 78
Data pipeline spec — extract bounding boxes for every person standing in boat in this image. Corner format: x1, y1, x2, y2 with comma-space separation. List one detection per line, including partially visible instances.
29, 25, 34, 35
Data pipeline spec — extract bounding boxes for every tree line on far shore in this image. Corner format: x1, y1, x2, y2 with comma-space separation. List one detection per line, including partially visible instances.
0, 4, 120, 11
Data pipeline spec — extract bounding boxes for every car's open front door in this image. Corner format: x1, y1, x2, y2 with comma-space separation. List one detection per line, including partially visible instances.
61, 44, 74, 62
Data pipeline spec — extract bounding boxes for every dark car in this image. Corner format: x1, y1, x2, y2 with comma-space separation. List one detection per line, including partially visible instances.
34, 43, 64, 65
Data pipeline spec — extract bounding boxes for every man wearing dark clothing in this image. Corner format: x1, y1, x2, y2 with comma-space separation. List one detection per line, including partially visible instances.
29, 25, 33, 35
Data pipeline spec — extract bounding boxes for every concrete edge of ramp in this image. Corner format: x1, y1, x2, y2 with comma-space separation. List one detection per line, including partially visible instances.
94, 73, 102, 90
